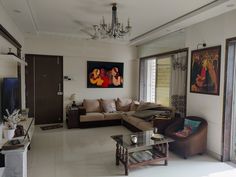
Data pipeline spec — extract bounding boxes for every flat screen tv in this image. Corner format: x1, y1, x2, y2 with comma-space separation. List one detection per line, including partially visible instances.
1, 78, 20, 116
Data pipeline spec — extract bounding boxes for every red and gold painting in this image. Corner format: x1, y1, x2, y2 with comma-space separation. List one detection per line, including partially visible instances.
190, 46, 221, 95
87, 61, 124, 88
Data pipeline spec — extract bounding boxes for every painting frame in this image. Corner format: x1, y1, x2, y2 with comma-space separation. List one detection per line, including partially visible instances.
190, 45, 221, 95
87, 61, 124, 88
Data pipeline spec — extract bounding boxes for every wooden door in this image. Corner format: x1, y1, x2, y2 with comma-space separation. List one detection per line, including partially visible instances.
25, 54, 63, 124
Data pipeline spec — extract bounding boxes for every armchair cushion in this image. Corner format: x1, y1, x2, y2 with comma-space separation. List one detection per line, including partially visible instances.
175, 126, 192, 137
184, 119, 201, 133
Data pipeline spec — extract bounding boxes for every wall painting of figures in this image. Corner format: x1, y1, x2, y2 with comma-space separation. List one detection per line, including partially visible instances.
190, 46, 221, 95
87, 61, 124, 88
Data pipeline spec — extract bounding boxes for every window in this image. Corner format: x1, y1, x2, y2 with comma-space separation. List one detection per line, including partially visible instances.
156, 57, 171, 106
139, 50, 187, 116
139, 57, 171, 106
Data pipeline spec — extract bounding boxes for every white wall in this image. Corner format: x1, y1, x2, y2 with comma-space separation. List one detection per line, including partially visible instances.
24, 35, 138, 119
138, 30, 186, 58
186, 10, 236, 159
0, 3, 25, 109
138, 9, 236, 159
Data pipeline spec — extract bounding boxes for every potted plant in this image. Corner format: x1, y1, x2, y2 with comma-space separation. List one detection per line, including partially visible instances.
3, 109, 20, 140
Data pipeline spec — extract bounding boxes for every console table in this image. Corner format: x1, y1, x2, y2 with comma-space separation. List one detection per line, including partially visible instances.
0, 118, 34, 177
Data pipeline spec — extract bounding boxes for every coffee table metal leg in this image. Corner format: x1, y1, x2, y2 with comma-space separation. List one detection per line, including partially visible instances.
125, 148, 129, 175
165, 142, 169, 166
116, 143, 119, 166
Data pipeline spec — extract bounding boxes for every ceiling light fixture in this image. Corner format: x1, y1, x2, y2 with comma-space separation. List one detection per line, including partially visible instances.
92, 3, 131, 39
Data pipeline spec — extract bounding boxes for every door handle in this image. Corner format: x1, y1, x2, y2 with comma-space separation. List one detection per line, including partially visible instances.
57, 83, 63, 96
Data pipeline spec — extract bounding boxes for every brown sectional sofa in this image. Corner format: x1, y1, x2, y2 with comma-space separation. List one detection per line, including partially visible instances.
78, 98, 173, 132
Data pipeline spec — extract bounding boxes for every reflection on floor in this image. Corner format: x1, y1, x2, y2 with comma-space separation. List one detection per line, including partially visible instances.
28, 125, 235, 177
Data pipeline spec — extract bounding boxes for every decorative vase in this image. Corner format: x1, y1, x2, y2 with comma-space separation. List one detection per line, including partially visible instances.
3, 128, 15, 140
130, 135, 138, 144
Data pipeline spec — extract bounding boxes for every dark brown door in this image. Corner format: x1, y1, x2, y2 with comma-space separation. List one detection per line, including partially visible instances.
25, 54, 63, 124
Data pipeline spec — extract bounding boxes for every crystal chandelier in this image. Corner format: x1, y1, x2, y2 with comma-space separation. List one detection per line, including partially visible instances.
93, 3, 132, 39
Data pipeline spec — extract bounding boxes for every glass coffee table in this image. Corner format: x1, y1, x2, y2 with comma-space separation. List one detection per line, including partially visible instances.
111, 130, 174, 175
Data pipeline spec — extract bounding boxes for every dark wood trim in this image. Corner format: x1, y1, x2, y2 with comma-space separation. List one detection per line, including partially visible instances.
189, 45, 221, 96
0, 24, 22, 57
140, 48, 189, 60
222, 37, 236, 162
139, 48, 188, 116
78, 119, 121, 129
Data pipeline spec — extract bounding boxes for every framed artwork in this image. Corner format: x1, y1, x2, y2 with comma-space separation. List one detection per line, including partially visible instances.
190, 46, 221, 95
87, 61, 124, 88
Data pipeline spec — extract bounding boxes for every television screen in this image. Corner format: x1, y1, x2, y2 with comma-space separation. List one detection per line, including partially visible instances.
1, 78, 20, 116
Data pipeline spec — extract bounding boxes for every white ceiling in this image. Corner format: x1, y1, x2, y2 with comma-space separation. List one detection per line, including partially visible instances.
1, 0, 236, 45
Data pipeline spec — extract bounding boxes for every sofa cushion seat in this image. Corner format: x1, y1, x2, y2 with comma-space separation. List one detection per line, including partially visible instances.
103, 112, 122, 120
80, 113, 104, 122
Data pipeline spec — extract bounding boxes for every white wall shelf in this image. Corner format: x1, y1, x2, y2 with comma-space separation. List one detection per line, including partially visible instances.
0, 54, 27, 66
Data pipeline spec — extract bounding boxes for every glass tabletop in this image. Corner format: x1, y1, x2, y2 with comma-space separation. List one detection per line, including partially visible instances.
111, 130, 174, 150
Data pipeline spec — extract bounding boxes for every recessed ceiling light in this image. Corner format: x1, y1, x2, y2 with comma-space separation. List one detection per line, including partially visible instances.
226, 4, 235, 8
13, 9, 21, 13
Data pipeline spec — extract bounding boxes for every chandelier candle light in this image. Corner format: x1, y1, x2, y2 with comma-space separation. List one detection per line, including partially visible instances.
93, 3, 132, 39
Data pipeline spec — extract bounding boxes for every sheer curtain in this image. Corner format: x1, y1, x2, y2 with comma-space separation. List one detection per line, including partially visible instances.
170, 51, 187, 117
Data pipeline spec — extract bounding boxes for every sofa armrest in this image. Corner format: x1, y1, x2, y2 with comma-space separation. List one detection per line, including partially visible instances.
78, 107, 86, 115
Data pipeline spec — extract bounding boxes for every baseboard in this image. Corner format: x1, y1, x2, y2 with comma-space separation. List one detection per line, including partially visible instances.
206, 149, 222, 161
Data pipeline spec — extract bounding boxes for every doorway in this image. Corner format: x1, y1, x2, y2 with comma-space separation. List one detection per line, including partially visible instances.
25, 54, 63, 125
223, 37, 236, 162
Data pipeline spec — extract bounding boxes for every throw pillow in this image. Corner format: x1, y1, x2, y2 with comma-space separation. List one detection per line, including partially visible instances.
130, 100, 140, 111
116, 98, 132, 112
101, 99, 117, 113
184, 119, 201, 133
83, 99, 101, 113
175, 126, 192, 137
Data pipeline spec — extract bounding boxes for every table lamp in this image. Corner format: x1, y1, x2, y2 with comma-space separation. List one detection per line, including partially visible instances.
69, 93, 77, 107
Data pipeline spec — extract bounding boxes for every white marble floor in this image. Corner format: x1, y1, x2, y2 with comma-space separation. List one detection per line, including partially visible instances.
28, 125, 235, 177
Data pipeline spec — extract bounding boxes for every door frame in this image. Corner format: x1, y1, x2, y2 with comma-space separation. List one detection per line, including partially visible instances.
25, 54, 64, 124
222, 37, 236, 162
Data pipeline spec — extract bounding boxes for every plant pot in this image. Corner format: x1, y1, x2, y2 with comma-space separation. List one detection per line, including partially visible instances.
4, 128, 15, 140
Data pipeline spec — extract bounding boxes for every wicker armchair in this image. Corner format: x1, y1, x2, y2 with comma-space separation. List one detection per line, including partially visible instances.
165, 116, 208, 159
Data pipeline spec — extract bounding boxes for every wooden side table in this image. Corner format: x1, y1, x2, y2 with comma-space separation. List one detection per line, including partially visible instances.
153, 117, 175, 134
66, 107, 79, 129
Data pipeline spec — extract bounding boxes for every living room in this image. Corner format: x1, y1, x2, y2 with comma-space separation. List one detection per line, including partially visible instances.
0, 0, 236, 177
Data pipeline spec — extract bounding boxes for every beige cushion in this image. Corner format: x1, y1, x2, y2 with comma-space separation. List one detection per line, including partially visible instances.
116, 98, 132, 112
101, 99, 117, 113
83, 99, 101, 113
80, 113, 104, 122
130, 100, 140, 111
103, 112, 122, 120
